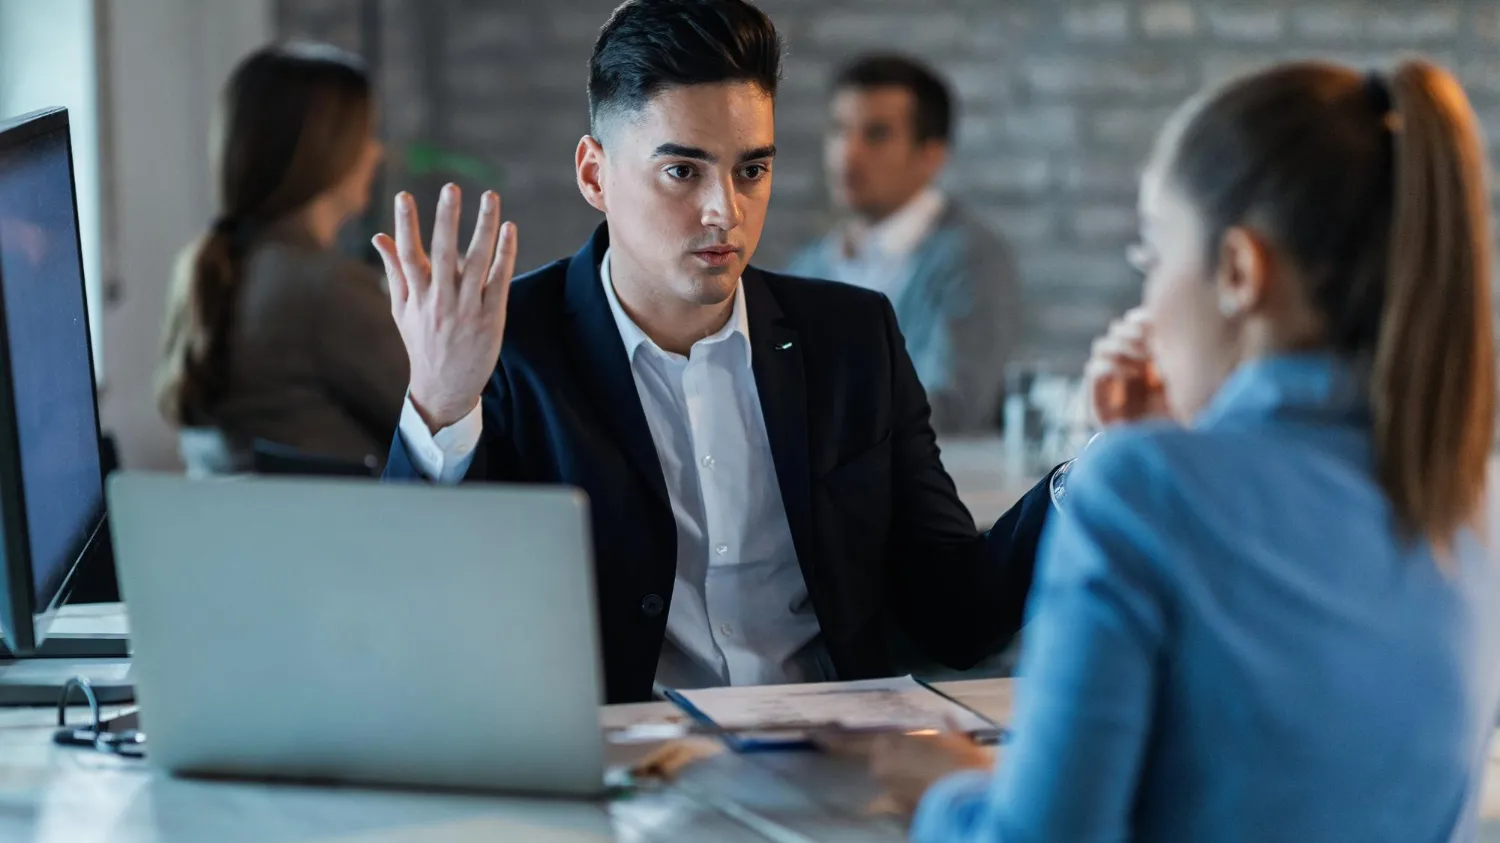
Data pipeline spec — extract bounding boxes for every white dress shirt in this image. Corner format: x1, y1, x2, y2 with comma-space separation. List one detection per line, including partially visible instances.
825, 187, 947, 303
397, 250, 829, 688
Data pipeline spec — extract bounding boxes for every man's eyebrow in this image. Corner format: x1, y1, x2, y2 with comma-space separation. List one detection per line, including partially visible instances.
651, 143, 715, 162
737, 144, 777, 163
649, 143, 778, 164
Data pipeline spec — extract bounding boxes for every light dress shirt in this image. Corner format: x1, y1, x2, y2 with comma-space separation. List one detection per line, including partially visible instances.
397, 249, 831, 688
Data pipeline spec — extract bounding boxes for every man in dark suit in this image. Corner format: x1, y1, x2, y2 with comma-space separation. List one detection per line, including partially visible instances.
373, 0, 1056, 704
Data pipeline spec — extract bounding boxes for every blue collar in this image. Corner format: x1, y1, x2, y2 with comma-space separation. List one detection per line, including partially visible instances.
1194, 353, 1371, 429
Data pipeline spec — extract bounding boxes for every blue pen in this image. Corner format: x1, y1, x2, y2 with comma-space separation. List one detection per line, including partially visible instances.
659, 686, 819, 753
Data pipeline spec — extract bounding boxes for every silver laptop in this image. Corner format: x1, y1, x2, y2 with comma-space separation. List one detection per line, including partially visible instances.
106, 472, 607, 797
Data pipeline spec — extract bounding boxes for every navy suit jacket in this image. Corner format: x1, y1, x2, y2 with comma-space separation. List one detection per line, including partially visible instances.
387, 224, 1054, 703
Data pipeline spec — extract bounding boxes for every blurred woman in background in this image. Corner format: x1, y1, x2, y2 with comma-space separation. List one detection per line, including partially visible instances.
865, 58, 1500, 843
157, 41, 407, 475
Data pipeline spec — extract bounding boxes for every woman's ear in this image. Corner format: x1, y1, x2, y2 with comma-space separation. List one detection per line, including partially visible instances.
576, 135, 607, 214
1214, 225, 1272, 319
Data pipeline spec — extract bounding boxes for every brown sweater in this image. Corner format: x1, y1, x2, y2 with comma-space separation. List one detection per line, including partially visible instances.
178, 222, 409, 475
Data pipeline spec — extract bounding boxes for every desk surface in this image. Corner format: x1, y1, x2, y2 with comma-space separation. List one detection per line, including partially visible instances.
4, 679, 1500, 843
1, 685, 994, 843
937, 437, 1047, 526
0, 679, 976, 843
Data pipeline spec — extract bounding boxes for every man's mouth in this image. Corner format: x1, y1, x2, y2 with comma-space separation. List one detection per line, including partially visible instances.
691, 245, 741, 267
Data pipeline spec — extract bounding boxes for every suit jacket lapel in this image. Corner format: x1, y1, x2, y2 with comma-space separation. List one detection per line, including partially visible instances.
743, 269, 815, 576
562, 224, 670, 510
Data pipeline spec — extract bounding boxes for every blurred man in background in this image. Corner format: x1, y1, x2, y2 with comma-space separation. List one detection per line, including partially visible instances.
790, 54, 1020, 435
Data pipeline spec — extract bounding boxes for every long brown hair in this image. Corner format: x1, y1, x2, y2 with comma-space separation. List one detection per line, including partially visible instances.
157, 41, 372, 426
1164, 59, 1495, 549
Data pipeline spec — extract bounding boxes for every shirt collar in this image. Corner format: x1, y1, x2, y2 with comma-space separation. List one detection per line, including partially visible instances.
841, 187, 947, 259
599, 247, 752, 366
1194, 352, 1370, 429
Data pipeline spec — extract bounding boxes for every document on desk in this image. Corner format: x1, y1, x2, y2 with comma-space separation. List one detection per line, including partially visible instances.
662, 675, 1003, 749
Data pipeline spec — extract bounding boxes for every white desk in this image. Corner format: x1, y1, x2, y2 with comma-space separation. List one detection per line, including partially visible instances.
0, 687, 985, 842
6, 679, 1500, 842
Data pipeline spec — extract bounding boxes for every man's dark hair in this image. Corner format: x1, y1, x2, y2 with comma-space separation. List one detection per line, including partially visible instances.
588, 0, 783, 139
834, 54, 954, 144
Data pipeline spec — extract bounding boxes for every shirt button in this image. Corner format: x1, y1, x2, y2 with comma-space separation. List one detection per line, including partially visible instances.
720, 623, 733, 636
715, 544, 729, 556
701, 455, 715, 469
640, 594, 664, 617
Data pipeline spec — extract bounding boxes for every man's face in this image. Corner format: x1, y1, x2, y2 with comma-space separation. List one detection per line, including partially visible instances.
590, 81, 775, 307
825, 86, 945, 221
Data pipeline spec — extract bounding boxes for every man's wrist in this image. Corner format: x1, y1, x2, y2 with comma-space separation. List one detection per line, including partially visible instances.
409, 390, 477, 435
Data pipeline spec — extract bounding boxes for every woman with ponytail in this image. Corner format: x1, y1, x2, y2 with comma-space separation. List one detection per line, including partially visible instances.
157, 42, 407, 475
862, 60, 1500, 842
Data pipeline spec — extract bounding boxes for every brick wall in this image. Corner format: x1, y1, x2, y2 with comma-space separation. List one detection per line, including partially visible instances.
276, 0, 1500, 369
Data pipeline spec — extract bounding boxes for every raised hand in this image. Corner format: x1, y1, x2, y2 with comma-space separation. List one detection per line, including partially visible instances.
1084, 307, 1170, 426
372, 183, 517, 433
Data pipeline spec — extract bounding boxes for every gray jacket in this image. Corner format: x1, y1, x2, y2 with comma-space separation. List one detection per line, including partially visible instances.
178, 223, 409, 475
788, 201, 1020, 434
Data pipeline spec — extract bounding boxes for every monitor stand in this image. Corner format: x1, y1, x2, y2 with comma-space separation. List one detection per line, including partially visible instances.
0, 655, 132, 706
0, 602, 132, 707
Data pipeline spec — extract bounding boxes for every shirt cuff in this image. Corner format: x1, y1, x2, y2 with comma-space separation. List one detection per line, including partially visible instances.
398, 394, 481, 484
910, 769, 994, 843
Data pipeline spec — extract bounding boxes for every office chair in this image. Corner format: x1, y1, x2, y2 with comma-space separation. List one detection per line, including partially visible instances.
250, 439, 380, 478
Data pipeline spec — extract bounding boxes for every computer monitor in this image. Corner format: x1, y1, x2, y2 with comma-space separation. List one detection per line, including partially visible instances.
0, 107, 111, 658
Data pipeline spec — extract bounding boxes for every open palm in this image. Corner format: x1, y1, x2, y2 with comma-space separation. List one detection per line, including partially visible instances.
371, 183, 518, 432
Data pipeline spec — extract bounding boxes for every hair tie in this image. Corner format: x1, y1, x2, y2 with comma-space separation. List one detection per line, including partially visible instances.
1364, 72, 1402, 133
211, 215, 256, 249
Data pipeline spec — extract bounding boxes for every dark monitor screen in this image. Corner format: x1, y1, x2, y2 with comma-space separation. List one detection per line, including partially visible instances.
0, 108, 106, 653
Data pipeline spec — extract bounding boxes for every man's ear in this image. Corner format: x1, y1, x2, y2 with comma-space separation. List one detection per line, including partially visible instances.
576, 135, 607, 214
916, 139, 948, 185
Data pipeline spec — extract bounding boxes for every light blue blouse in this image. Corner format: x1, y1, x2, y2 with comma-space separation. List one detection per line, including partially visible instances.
914, 353, 1500, 843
